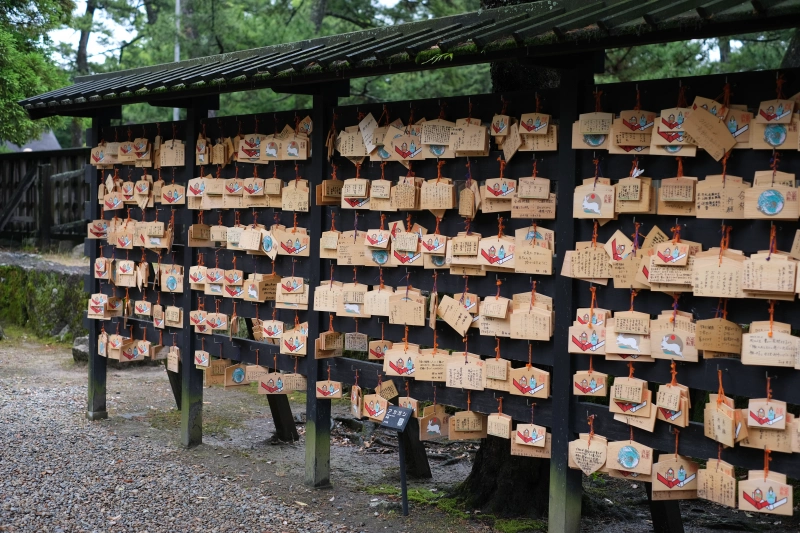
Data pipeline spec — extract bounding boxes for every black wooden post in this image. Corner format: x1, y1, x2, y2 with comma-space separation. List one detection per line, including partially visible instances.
304, 88, 336, 488
39, 163, 52, 250
86, 107, 118, 421
399, 417, 432, 479
547, 60, 590, 533
646, 479, 685, 533
180, 101, 210, 448
267, 395, 300, 441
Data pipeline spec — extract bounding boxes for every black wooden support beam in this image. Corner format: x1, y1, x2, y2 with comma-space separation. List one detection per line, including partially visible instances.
399, 417, 432, 479
86, 107, 118, 421
547, 58, 587, 533
647, 479, 685, 533
304, 85, 343, 489
267, 395, 300, 442
180, 104, 210, 449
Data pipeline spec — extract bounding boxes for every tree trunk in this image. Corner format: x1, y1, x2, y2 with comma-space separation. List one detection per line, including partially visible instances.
71, 0, 97, 147
781, 29, 800, 68
458, 436, 551, 517
718, 39, 731, 63
454, 0, 560, 518
311, 0, 328, 33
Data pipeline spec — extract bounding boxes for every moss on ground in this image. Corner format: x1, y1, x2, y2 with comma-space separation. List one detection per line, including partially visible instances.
362, 484, 548, 530
493, 519, 547, 533
148, 408, 243, 438
363, 485, 469, 519
0, 265, 88, 340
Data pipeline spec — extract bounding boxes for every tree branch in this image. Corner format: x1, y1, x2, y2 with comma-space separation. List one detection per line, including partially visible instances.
324, 11, 375, 29
118, 34, 145, 63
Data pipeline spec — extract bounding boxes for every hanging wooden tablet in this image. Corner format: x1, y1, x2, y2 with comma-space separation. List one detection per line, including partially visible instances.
696, 317, 742, 354
657, 177, 697, 216
281, 180, 310, 212
741, 329, 800, 367
161, 183, 186, 205
703, 401, 736, 446
487, 412, 513, 439
610, 388, 652, 418
573, 180, 615, 220
446, 357, 485, 391
756, 99, 794, 124
568, 434, 607, 476
695, 175, 748, 219
420, 405, 450, 441
509, 306, 553, 341
152, 304, 164, 328
167, 346, 180, 372
573, 368, 607, 398
656, 384, 690, 427
273, 229, 310, 257
256, 373, 286, 394
280, 329, 307, 356
449, 410, 488, 441
692, 249, 745, 298
747, 398, 787, 430
607, 440, 653, 475
744, 185, 799, 221
652, 455, 699, 499
515, 424, 547, 448
362, 394, 388, 422
508, 366, 549, 398
697, 459, 738, 509
315, 380, 343, 399
739, 470, 793, 516
568, 323, 606, 355
349, 385, 364, 419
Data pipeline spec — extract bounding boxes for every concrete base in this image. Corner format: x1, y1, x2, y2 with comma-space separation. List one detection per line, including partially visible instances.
87, 410, 108, 421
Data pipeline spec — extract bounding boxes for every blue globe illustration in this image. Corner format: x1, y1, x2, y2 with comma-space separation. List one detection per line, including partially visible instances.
378, 147, 390, 159
431, 255, 446, 266
262, 235, 273, 251
617, 445, 640, 469
583, 134, 606, 147
757, 189, 785, 216
372, 250, 389, 265
664, 145, 682, 154
764, 124, 787, 147
429, 145, 446, 157
232, 368, 245, 383
167, 276, 178, 291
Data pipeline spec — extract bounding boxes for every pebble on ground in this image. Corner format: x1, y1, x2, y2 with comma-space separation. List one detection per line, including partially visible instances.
0, 384, 358, 533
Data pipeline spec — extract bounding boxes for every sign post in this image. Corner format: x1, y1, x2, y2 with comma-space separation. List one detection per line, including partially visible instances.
380, 405, 414, 516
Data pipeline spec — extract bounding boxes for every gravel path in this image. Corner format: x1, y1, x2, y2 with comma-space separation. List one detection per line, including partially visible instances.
0, 383, 358, 533
0, 251, 86, 276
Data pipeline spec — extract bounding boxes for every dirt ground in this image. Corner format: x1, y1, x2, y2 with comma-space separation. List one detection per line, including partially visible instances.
0, 330, 796, 533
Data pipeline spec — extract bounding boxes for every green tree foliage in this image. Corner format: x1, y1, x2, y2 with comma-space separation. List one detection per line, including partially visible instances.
55, 0, 488, 127
38, 1, 800, 143
0, 0, 72, 145
599, 32, 795, 84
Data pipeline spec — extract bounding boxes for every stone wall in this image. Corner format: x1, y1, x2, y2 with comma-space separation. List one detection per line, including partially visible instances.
0, 252, 87, 340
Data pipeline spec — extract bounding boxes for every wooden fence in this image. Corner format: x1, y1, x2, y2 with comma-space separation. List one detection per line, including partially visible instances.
0, 148, 89, 247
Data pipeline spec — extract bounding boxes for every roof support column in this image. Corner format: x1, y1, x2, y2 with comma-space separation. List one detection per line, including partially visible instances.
548, 55, 591, 533
86, 106, 120, 421
181, 99, 215, 448
304, 87, 337, 488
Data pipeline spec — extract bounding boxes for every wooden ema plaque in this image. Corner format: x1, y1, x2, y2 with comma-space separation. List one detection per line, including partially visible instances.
651, 455, 699, 500
568, 433, 607, 476
697, 458, 737, 508
739, 471, 793, 516
420, 405, 450, 441
606, 440, 654, 475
